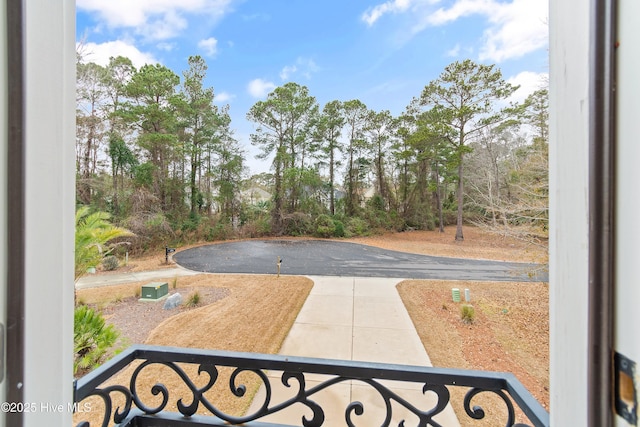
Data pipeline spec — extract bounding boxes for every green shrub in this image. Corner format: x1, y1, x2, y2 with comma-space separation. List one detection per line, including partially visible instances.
184, 290, 201, 307
441, 209, 458, 227
460, 304, 475, 324
209, 222, 231, 241
240, 217, 272, 238
388, 210, 406, 231
180, 212, 201, 232
132, 162, 154, 188
255, 217, 272, 235
425, 218, 436, 231
74, 306, 120, 374
368, 194, 386, 211
346, 217, 369, 236
102, 255, 119, 271
314, 214, 335, 238
283, 212, 313, 236
332, 219, 345, 237
198, 220, 220, 241
123, 212, 174, 255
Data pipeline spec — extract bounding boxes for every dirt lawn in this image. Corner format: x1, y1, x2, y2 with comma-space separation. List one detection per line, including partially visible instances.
77, 226, 549, 425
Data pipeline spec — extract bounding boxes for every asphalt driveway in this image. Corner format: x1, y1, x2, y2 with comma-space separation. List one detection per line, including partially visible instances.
174, 240, 547, 282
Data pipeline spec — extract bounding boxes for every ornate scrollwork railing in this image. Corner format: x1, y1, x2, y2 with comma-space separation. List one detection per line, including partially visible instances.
74, 345, 549, 427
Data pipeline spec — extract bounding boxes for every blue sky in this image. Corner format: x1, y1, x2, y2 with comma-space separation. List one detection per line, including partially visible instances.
76, 0, 548, 174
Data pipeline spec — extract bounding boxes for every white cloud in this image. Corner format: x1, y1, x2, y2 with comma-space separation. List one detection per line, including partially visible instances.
478, 0, 548, 62
198, 37, 218, 57
362, 0, 414, 26
78, 40, 158, 68
146, 10, 189, 41
363, 0, 548, 63
279, 57, 319, 81
247, 78, 276, 98
77, 0, 236, 41
426, 0, 547, 62
506, 71, 548, 105
426, 0, 494, 26
215, 91, 235, 103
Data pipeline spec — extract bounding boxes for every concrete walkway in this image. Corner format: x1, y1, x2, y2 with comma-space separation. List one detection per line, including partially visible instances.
77, 269, 460, 425
75, 266, 198, 289
249, 276, 460, 426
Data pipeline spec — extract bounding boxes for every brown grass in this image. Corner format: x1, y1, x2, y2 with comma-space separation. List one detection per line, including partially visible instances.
397, 280, 549, 426
345, 226, 547, 263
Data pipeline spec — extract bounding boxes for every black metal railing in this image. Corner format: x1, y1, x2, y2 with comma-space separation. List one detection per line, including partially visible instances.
74, 345, 549, 427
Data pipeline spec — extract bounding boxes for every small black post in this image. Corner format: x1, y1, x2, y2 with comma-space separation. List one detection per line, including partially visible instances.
165, 246, 176, 264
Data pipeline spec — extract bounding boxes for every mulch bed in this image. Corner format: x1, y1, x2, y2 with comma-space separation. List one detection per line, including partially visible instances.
95, 286, 231, 345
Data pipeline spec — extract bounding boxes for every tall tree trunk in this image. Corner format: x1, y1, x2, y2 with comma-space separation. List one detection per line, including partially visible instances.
402, 158, 409, 215
272, 144, 285, 234
288, 137, 297, 213
206, 147, 212, 215
347, 144, 355, 216
376, 151, 386, 208
435, 161, 444, 233
455, 155, 464, 241
190, 151, 198, 215
112, 161, 119, 215
329, 146, 335, 215
79, 119, 95, 205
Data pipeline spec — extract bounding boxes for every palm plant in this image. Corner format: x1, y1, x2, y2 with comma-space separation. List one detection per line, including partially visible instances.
73, 305, 121, 375
75, 205, 133, 280
74, 207, 132, 374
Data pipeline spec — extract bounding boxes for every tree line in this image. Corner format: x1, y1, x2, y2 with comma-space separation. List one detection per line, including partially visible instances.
76, 54, 548, 253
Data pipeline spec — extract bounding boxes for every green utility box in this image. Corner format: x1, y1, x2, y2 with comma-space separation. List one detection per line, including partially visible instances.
141, 282, 168, 300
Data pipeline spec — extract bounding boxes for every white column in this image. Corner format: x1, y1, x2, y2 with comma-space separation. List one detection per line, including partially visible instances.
23, 0, 75, 425
549, 0, 591, 425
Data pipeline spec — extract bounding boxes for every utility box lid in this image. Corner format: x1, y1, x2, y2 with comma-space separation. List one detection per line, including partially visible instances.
140, 282, 169, 300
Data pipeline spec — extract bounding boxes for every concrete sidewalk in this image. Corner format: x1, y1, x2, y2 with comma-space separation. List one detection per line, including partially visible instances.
249, 276, 460, 426
74, 266, 199, 289
77, 268, 460, 424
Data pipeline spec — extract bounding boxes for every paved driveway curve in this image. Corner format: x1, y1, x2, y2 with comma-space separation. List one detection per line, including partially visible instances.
174, 240, 547, 282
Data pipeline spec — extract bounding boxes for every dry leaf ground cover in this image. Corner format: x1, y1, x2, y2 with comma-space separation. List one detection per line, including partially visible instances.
77, 226, 548, 425
397, 280, 548, 426
345, 226, 547, 263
